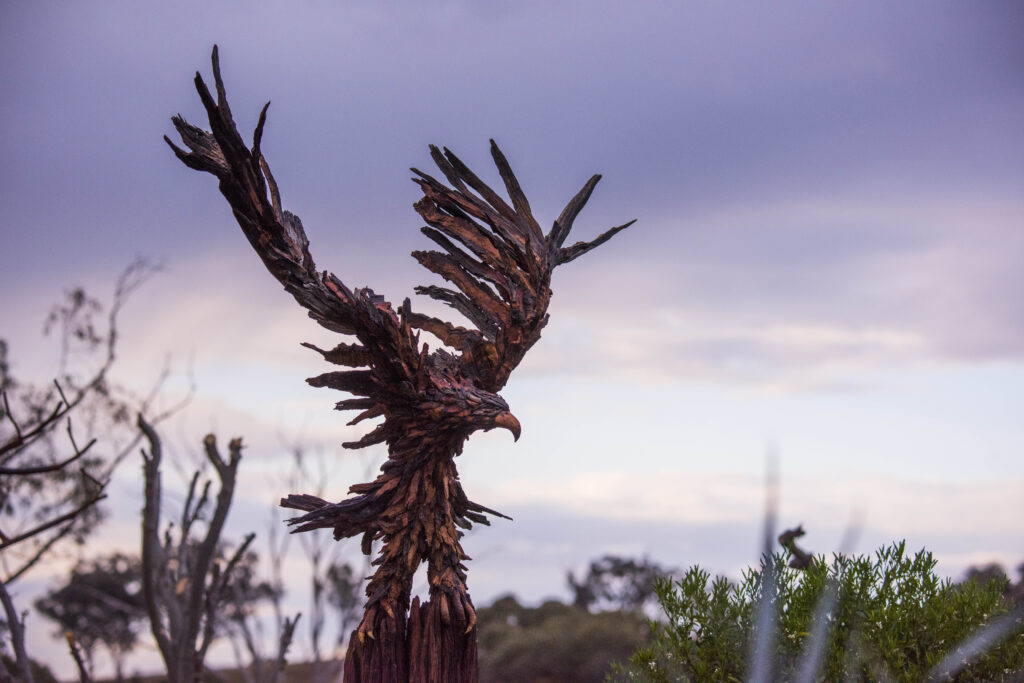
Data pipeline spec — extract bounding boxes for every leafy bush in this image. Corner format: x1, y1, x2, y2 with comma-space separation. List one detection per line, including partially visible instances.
478, 595, 649, 682
613, 542, 1024, 682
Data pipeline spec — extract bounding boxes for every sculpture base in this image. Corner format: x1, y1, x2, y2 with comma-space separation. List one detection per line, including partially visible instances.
344, 595, 478, 683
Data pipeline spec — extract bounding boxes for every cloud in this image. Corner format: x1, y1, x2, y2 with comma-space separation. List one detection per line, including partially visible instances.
461, 471, 1024, 608
514, 194, 1024, 389
3, 1, 1021, 394
479, 470, 1024, 538
8, 192, 1018, 404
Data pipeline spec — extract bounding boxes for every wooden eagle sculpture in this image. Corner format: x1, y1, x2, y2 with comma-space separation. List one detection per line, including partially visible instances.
166, 48, 633, 682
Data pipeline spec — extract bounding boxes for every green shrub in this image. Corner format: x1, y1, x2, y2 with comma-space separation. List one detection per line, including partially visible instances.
613, 542, 1024, 682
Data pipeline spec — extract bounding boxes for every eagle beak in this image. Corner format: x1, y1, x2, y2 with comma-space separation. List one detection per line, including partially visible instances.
493, 413, 521, 441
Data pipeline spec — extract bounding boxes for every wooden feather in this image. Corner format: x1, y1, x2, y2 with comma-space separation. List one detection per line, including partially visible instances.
168, 45, 632, 682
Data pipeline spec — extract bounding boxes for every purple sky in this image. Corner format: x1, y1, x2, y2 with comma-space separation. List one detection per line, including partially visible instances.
2, 2, 1023, 677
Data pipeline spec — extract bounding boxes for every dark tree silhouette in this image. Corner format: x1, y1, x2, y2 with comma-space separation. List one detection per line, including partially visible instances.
166, 47, 632, 681
211, 545, 298, 683
326, 561, 363, 650
138, 416, 296, 683
35, 553, 145, 681
567, 556, 673, 614
0, 263, 171, 683
0, 267, 151, 584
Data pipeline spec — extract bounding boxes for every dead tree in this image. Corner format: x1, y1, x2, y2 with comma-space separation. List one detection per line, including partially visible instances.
0, 392, 104, 683
0, 383, 106, 562
166, 47, 633, 682
138, 415, 295, 682
0, 262, 180, 682
1, 261, 158, 587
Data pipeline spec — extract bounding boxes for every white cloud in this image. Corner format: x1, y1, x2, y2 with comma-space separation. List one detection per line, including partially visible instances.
508, 195, 1024, 390
481, 470, 1024, 541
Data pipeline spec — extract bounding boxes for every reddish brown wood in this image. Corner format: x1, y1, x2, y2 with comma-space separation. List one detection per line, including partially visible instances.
167, 46, 632, 682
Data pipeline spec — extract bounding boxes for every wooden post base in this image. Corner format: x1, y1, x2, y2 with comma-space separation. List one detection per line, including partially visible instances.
343, 596, 478, 683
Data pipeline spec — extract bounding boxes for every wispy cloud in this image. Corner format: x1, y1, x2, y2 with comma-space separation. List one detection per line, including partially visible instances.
480, 470, 1024, 538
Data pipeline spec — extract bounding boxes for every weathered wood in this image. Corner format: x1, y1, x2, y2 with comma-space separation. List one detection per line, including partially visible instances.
168, 46, 632, 682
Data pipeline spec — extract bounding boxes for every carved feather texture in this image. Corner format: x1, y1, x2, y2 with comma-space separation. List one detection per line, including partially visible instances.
168, 45, 632, 682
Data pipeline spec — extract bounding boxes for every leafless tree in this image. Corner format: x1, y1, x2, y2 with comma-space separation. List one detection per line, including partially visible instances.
0, 379, 107, 571
280, 444, 376, 681
218, 510, 294, 683
221, 443, 372, 683
0, 261, 177, 683
215, 541, 300, 683
138, 415, 296, 683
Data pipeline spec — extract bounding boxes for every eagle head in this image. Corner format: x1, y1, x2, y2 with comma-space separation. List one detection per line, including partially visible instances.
431, 385, 521, 442
470, 390, 521, 441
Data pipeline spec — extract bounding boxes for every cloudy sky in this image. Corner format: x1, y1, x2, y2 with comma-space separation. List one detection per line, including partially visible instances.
2, 1, 1022, 676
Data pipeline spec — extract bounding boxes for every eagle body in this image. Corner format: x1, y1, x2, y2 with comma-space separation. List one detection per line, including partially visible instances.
168, 47, 632, 682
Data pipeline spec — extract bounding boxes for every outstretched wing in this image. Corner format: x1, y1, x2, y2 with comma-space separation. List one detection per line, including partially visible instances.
409, 142, 635, 392
165, 47, 427, 450
166, 48, 634, 553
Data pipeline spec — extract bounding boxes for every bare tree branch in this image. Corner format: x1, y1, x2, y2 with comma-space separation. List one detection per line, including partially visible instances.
0, 581, 33, 683
271, 614, 301, 683
0, 424, 95, 475
0, 389, 64, 459
63, 631, 93, 683
197, 532, 256, 665
0, 485, 106, 553
0, 259, 170, 587
3, 518, 79, 586
139, 413, 174, 670
138, 413, 255, 682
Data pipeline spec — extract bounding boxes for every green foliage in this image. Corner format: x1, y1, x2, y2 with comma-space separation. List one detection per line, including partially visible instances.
614, 542, 1024, 682
478, 595, 650, 682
